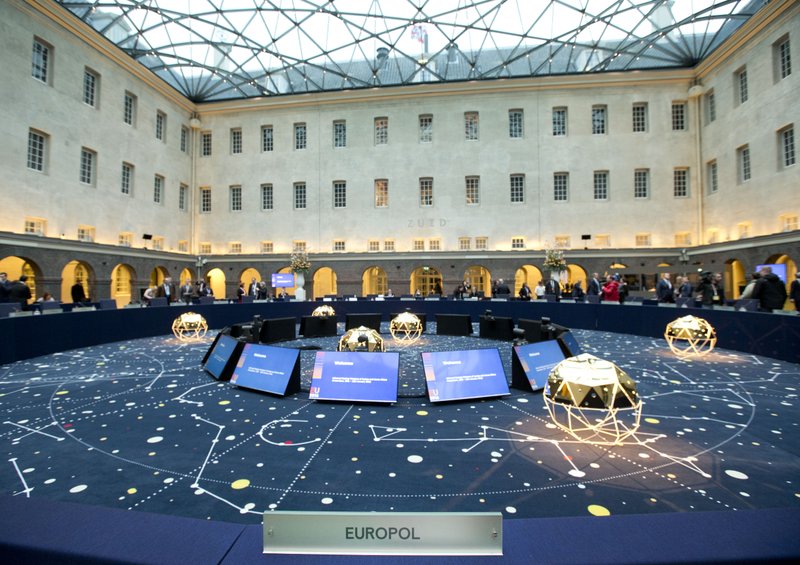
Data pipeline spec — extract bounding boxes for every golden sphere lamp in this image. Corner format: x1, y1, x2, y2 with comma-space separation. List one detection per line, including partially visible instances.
664, 315, 717, 358
337, 326, 385, 352
171, 312, 208, 341
389, 311, 423, 344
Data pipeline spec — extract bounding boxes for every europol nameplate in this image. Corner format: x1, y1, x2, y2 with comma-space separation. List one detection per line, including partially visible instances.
263, 511, 502, 555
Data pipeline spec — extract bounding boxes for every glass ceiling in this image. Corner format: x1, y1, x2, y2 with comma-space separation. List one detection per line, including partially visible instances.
55, 0, 766, 102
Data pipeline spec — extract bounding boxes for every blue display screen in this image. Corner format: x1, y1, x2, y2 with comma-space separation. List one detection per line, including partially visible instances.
310, 351, 400, 403
204, 334, 238, 380
421, 348, 509, 402
755, 264, 787, 282
231, 343, 299, 395
271, 273, 295, 288
513, 340, 566, 391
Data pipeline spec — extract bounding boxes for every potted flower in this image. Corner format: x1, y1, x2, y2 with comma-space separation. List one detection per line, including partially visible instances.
290, 250, 310, 301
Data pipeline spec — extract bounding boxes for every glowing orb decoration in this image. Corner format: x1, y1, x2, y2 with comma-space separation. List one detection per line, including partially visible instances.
337, 326, 385, 352
389, 312, 423, 344
312, 305, 336, 317
171, 312, 208, 341
664, 315, 717, 358
544, 353, 642, 445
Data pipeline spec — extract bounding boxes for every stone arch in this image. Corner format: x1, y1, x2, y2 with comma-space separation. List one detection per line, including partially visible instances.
0, 255, 43, 303
724, 258, 747, 299
206, 268, 226, 299
149, 266, 170, 286
362, 266, 388, 296
61, 260, 96, 303
276, 266, 295, 297
565, 263, 588, 294
313, 267, 337, 299
240, 267, 261, 285
409, 266, 442, 296
110, 263, 136, 307
514, 264, 542, 296
178, 267, 194, 286
463, 265, 491, 297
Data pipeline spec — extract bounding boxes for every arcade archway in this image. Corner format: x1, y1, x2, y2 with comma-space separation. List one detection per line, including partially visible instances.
313, 267, 337, 299
61, 260, 94, 303
515, 264, 542, 297
410, 266, 442, 296
362, 266, 388, 297
110, 263, 135, 307
206, 268, 226, 299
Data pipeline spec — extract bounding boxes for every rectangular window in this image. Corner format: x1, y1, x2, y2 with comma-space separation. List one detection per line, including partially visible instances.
673, 168, 689, 198
635, 233, 652, 247
32, 38, 51, 83
429, 239, 441, 251
294, 123, 307, 150
632, 103, 647, 132
293, 241, 307, 252
459, 237, 471, 251
294, 182, 307, 209
780, 214, 798, 232
672, 102, 687, 131
374, 117, 388, 145
674, 232, 692, 246
229, 242, 242, 254
707, 160, 719, 193
511, 237, 525, 250
261, 125, 273, 152
199, 242, 212, 254
592, 105, 607, 134
333, 120, 346, 148
156, 111, 166, 141
383, 239, 395, 252
121, 162, 133, 195
374, 179, 388, 208
24, 217, 46, 236
509, 109, 523, 138
705, 90, 716, 124
27, 129, 47, 172
593, 171, 609, 200
737, 145, 751, 183
261, 241, 274, 253
80, 148, 96, 186
738, 222, 751, 239
413, 239, 425, 251
634, 169, 649, 199
419, 114, 432, 143
333, 181, 347, 208
780, 126, 795, 167
775, 36, 792, 80
464, 112, 479, 140
178, 240, 189, 253
510, 174, 525, 203
153, 174, 164, 204
230, 128, 242, 154
260, 183, 273, 210
180, 126, 189, 153
552, 107, 567, 136
465, 176, 480, 205
201, 131, 212, 156
152, 236, 164, 251
77, 225, 95, 242
419, 178, 433, 207
736, 67, 748, 105
179, 183, 188, 211
83, 68, 99, 107
200, 187, 211, 213
124, 92, 136, 126
475, 237, 488, 250
333, 240, 346, 252
707, 229, 720, 244
118, 232, 132, 247
553, 172, 569, 201
554, 236, 570, 248
368, 240, 381, 252
595, 234, 610, 247
230, 185, 242, 211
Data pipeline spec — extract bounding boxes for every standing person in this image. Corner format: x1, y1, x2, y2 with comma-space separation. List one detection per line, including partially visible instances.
71, 281, 87, 303
0, 272, 12, 303
248, 277, 259, 297
535, 280, 546, 300
8, 275, 32, 310
740, 272, 760, 299
677, 275, 694, 299
157, 276, 176, 303
518, 282, 532, 301
713, 273, 726, 305
656, 273, 674, 303
790, 272, 800, 314
601, 274, 620, 302
142, 286, 156, 306
180, 279, 194, 304
587, 272, 601, 296
617, 276, 628, 304
571, 280, 585, 300
751, 266, 787, 312
236, 282, 246, 302
544, 277, 561, 300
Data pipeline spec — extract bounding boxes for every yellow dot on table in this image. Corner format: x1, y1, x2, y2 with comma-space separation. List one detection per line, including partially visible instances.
416, 410, 429, 416
644, 417, 660, 424
587, 505, 611, 517
218, 400, 231, 405
231, 479, 250, 490
127, 488, 137, 495
56, 391, 69, 396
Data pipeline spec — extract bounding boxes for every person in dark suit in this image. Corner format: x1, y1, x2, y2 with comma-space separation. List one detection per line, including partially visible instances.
495, 278, 511, 295
751, 266, 787, 312
0, 272, 12, 303
156, 277, 176, 303
656, 273, 674, 302
544, 277, 561, 300
8, 275, 32, 310
518, 282, 532, 301
248, 277, 259, 297
790, 272, 800, 314
179, 280, 194, 304
70, 281, 87, 303
587, 273, 601, 296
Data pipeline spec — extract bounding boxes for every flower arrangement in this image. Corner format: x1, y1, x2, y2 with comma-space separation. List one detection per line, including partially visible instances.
543, 247, 567, 272
290, 250, 311, 273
